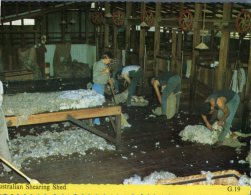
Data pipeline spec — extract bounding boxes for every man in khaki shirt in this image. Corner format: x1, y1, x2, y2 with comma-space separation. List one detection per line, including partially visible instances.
0, 80, 12, 172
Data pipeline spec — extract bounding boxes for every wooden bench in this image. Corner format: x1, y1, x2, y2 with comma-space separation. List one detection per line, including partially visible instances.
6, 105, 122, 149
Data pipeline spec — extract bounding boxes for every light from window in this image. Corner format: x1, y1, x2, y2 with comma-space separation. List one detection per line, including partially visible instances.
3, 22, 10, 25
23, 19, 35, 25
11, 19, 22, 25
3, 19, 35, 25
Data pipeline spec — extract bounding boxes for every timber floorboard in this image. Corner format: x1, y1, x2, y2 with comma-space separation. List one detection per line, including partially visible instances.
0, 99, 250, 184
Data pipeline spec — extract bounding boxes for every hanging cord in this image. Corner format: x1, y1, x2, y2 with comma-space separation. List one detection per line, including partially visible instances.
230, 69, 239, 93
202, 3, 206, 41
235, 34, 244, 69
238, 68, 246, 93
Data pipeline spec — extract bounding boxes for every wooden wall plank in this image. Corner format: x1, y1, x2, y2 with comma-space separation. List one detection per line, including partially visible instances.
125, 2, 132, 51
104, 2, 110, 48
139, 2, 146, 93
171, 31, 177, 73
113, 26, 118, 57
154, 2, 161, 76
189, 3, 202, 111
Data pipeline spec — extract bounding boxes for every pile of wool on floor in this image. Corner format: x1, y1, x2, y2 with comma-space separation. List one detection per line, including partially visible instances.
246, 152, 251, 167
123, 171, 176, 184
3, 89, 105, 125
179, 123, 249, 147
179, 124, 219, 145
131, 96, 149, 107
9, 124, 115, 169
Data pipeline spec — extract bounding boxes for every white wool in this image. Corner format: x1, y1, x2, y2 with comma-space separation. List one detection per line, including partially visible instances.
246, 152, 251, 166
123, 174, 143, 184
3, 89, 105, 116
3, 89, 105, 125
131, 96, 149, 107
201, 171, 214, 184
114, 90, 128, 104
123, 171, 176, 184
238, 160, 247, 164
179, 124, 219, 145
9, 126, 115, 169
124, 170, 250, 186
238, 175, 251, 186
179, 123, 249, 147
121, 114, 131, 129
211, 122, 223, 132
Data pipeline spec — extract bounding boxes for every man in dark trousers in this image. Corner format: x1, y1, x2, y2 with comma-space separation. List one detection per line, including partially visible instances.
36, 35, 47, 78
151, 71, 181, 117
199, 89, 240, 144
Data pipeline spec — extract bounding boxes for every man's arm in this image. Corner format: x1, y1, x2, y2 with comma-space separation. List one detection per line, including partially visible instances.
122, 74, 131, 84
152, 80, 162, 104
201, 113, 212, 130
216, 97, 230, 126
93, 62, 110, 77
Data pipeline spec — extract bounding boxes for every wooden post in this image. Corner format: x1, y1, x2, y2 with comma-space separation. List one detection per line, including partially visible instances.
61, 10, 66, 41
21, 18, 24, 47
130, 4, 138, 54
125, 2, 132, 51
113, 26, 118, 57
41, 6, 46, 41
104, 2, 110, 48
245, 37, 251, 103
78, 7, 82, 41
176, 31, 183, 75
215, 3, 231, 90
241, 36, 251, 131
139, 2, 146, 93
85, 6, 90, 44
189, 3, 202, 111
154, 2, 161, 76
171, 30, 177, 73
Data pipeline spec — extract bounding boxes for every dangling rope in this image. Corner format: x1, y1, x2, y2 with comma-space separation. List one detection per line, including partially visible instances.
230, 69, 239, 93
229, 35, 247, 93
238, 67, 246, 92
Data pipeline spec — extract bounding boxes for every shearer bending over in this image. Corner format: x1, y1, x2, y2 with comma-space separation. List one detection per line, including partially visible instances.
115, 65, 142, 107
151, 71, 181, 116
199, 89, 240, 145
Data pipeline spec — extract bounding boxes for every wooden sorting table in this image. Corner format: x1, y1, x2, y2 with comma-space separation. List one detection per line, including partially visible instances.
5, 105, 122, 149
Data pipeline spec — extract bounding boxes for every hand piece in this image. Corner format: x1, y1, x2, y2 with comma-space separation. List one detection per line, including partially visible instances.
123, 80, 127, 86
103, 67, 110, 74
108, 78, 113, 86
206, 123, 212, 130
217, 120, 224, 126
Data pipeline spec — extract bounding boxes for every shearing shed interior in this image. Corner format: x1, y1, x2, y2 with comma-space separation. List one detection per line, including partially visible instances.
0, 1, 250, 186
